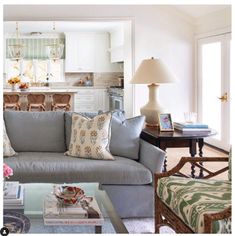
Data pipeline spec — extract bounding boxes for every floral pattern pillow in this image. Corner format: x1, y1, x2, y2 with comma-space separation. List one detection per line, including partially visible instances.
65, 113, 114, 160
3, 121, 17, 157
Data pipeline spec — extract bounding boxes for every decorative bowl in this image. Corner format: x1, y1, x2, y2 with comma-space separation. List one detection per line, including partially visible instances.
4, 211, 31, 233
53, 185, 85, 205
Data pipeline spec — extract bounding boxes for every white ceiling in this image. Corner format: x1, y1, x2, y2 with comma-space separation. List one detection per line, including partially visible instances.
4, 21, 124, 34
4, 5, 230, 34
174, 5, 229, 18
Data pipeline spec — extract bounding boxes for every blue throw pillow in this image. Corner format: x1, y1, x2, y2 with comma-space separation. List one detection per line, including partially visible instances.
110, 115, 145, 160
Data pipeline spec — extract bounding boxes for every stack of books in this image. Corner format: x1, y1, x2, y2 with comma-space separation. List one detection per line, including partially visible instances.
174, 122, 211, 134
4, 181, 24, 213
43, 194, 104, 225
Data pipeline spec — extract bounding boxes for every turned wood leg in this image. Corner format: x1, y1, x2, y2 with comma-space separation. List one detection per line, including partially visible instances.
198, 139, 204, 178
189, 139, 197, 178
159, 142, 167, 172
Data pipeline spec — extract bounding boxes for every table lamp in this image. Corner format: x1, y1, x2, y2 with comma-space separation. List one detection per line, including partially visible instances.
130, 57, 176, 126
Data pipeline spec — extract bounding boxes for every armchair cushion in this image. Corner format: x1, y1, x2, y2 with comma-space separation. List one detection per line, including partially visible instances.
157, 176, 231, 233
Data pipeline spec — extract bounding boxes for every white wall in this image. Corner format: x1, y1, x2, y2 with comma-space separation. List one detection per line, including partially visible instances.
195, 8, 231, 35
4, 5, 195, 121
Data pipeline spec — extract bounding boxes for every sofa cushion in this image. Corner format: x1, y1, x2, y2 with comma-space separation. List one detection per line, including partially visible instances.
4, 152, 152, 185
4, 111, 66, 152
110, 115, 145, 160
65, 113, 114, 160
157, 176, 231, 233
3, 121, 17, 157
65, 112, 98, 149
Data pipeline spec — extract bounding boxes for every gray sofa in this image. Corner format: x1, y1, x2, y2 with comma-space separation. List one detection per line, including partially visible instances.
3, 111, 165, 218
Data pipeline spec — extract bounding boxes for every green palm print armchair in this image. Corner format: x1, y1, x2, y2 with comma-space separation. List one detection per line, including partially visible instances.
155, 156, 231, 233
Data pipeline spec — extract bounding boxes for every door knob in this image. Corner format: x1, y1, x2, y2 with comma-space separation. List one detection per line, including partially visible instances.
218, 92, 228, 102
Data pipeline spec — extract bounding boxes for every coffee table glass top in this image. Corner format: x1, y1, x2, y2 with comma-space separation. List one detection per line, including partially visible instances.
21, 183, 128, 234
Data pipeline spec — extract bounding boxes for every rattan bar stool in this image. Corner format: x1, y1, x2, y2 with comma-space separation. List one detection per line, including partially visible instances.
27, 94, 46, 111
51, 94, 71, 111
4, 94, 21, 111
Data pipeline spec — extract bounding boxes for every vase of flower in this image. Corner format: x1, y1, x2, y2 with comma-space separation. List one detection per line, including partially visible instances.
3, 163, 13, 191
11, 84, 16, 91
8, 76, 21, 91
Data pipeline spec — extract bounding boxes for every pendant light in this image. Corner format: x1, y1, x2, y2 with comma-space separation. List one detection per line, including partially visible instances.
8, 22, 25, 61
46, 22, 64, 61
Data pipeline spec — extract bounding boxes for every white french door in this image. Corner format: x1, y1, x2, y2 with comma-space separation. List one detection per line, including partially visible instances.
197, 33, 231, 151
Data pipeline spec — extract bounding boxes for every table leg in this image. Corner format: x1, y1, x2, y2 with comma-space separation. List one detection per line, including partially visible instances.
95, 226, 102, 234
189, 139, 197, 178
198, 139, 204, 178
159, 142, 167, 172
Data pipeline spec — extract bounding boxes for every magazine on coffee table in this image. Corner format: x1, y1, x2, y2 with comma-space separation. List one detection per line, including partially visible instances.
43, 194, 104, 225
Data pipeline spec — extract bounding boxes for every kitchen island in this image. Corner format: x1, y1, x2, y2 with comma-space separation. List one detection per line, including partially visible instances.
3, 86, 109, 112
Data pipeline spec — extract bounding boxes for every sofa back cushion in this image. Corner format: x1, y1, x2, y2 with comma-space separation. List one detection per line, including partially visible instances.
65, 112, 98, 149
4, 111, 66, 152
110, 115, 145, 160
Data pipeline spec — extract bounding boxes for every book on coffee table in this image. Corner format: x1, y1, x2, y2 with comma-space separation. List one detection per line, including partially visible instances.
4, 185, 24, 205
4, 184, 24, 213
43, 194, 104, 225
4, 181, 20, 199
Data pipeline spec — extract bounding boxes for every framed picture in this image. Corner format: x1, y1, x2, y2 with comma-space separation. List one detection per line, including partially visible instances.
158, 113, 174, 131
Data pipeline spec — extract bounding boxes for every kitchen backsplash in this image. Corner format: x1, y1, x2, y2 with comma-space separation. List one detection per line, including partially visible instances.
65, 73, 93, 86
51, 72, 123, 87
93, 72, 123, 87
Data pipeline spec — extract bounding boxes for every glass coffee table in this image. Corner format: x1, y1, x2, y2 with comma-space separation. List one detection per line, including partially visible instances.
10, 183, 128, 234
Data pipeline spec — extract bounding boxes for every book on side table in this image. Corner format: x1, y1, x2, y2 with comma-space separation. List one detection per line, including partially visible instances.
174, 122, 211, 133
43, 194, 104, 225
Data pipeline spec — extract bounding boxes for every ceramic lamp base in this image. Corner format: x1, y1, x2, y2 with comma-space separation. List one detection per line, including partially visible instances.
140, 83, 167, 126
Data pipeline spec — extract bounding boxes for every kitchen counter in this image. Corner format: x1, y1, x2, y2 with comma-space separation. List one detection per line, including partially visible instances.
4, 88, 78, 93
3, 86, 108, 93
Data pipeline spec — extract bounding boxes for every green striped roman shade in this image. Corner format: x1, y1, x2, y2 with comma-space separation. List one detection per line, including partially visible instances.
6, 38, 65, 60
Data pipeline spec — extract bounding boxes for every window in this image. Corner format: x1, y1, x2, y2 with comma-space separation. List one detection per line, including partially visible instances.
6, 59, 64, 83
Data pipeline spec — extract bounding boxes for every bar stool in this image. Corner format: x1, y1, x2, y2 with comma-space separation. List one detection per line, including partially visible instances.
4, 94, 21, 111
27, 94, 46, 111
51, 94, 71, 111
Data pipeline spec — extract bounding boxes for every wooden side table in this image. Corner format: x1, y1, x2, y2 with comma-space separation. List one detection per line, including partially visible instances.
140, 126, 216, 178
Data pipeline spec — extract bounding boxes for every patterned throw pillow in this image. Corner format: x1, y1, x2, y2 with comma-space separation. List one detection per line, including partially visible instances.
65, 113, 114, 160
3, 121, 17, 157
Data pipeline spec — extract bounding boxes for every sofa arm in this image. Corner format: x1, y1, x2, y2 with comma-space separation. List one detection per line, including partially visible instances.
139, 139, 165, 185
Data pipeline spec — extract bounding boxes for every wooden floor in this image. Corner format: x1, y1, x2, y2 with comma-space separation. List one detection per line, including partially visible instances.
165, 144, 228, 180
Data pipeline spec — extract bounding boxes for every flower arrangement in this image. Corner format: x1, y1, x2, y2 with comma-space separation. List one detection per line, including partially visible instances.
8, 76, 21, 85
3, 163, 13, 179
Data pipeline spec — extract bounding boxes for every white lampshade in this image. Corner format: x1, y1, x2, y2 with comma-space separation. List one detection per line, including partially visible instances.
131, 57, 177, 126
131, 58, 176, 84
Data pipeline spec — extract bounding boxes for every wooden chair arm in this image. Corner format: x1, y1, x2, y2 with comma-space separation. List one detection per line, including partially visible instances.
155, 156, 229, 182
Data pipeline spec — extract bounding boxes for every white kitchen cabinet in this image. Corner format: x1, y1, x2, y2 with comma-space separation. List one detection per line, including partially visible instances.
74, 88, 109, 113
65, 32, 95, 73
109, 28, 124, 63
94, 33, 121, 72
65, 32, 121, 73
95, 88, 109, 111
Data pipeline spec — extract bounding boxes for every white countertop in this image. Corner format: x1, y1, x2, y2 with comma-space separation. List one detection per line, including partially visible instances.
4, 86, 108, 93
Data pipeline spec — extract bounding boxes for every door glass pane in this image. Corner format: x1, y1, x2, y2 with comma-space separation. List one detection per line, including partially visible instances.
201, 42, 221, 139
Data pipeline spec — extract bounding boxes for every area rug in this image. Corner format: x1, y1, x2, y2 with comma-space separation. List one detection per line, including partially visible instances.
28, 218, 175, 234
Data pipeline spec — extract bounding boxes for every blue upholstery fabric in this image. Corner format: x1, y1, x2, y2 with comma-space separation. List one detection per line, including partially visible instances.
4, 111, 66, 152
110, 115, 145, 160
5, 152, 152, 185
